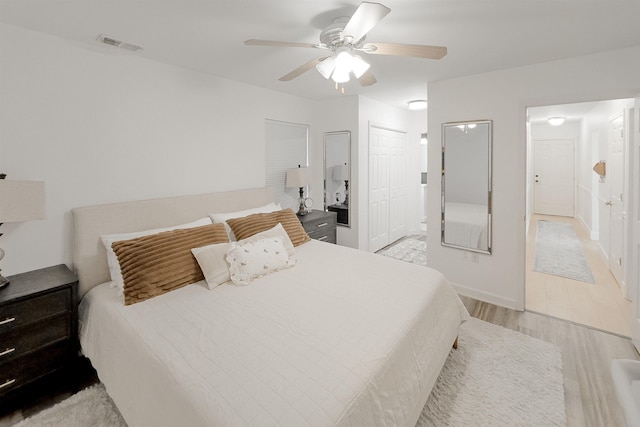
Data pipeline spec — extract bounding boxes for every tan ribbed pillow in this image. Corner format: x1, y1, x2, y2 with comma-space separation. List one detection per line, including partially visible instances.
112, 223, 229, 305
226, 208, 311, 247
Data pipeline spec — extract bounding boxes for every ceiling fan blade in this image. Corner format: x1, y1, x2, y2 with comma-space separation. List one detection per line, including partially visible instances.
279, 57, 327, 81
244, 39, 321, 49
363, 42, 447, 59
342, 2, 391, 43
358, 69, 377, 86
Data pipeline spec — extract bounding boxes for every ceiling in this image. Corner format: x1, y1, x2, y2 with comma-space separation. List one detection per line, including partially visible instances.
2, 0, 640, 109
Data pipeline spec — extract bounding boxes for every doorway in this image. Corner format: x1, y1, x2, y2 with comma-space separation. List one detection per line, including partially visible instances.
525, 99, 633, 336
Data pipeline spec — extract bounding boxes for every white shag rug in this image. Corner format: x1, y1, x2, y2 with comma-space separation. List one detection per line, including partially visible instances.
18, 319, 565, 427
378, 235, 427, 266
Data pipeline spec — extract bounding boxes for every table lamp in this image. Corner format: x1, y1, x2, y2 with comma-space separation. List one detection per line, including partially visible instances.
333, 163, 349, 205
286, 165, 311, 215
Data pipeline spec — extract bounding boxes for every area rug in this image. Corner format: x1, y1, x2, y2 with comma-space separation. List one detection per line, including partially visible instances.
377, 235, 427, 266
533, 220, 595, 283
418, 318, 566, 426
17, 319, 566, 427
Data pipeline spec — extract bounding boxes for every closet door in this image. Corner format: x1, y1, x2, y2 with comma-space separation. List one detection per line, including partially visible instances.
368, 126, 406, 252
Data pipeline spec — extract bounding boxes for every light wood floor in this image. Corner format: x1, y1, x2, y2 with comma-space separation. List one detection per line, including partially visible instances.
526, 214, 631, 337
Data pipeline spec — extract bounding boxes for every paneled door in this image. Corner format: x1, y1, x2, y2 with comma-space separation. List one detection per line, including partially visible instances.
368, 125, 406, 252
533, 139, 575, 217
609, 114, 626, 293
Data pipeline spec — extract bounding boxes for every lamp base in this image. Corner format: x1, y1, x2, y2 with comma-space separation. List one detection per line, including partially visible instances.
0, 275, 9, 290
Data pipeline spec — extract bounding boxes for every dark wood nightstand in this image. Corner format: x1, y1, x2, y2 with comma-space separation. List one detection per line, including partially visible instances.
0, 265, 78, 402
297, 210, 337, 244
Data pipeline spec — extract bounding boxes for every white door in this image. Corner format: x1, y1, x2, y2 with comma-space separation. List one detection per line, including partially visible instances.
369, 129, 390, 251
629, 97, 640, 352
609, 114, 626, 292
368, 126, 406, 252
533, 139, 575, 216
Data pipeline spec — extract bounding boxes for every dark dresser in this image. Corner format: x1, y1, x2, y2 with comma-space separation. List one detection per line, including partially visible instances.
297, 210, 337, 244
0, 264, 78, 401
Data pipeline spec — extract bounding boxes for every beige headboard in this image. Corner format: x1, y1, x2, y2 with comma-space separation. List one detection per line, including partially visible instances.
72, 187, 274, 298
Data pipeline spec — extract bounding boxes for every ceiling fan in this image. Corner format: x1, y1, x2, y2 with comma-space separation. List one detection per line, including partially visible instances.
245, 1, 447, 92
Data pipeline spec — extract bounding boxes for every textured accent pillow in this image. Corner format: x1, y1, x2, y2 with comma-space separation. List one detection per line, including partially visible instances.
112, 223, 229, 305
101, 217, 212, 294
226, 237, 295, 285
226, 208, 310, 246
209, 203, 281, 240
191, 242, 231, 290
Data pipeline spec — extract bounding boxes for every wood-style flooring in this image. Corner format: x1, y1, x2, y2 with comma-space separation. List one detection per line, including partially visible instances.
526, 214, 631, 337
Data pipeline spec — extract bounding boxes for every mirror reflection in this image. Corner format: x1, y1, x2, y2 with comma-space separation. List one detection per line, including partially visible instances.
324, 131, 350, 226
441, 120, 492, 253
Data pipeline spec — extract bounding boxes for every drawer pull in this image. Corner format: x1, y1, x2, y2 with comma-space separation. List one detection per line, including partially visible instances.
0, 348, 16, 357
0, 317, 16, 326
317, 222, 328, 228
0, 379, 16, 390
318, 236, 328, 241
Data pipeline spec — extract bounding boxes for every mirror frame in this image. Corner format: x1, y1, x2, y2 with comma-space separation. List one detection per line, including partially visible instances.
323, 131, 351, 227
441, 120, 492, 254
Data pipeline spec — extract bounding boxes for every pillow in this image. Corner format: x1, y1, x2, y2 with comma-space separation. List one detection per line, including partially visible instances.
112, 223, 229, 305
101, 217, 212, 294
226, 237, 295, 285
209, 203, 281, 240
226, 208, 310, 247
191, 242, 231, 290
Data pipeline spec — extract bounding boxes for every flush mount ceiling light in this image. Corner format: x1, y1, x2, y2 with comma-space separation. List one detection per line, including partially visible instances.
548, 117, 566, 126
408, 100, 428, 110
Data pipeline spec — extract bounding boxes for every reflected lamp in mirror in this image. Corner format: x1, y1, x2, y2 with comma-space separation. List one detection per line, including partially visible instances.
0, 178, 46, 288
286, 165, 311, 216
333, 163, 349, 206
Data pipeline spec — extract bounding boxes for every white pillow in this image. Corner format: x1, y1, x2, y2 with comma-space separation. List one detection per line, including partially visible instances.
101, 217, 212, 294
209, 203, 281, 240
226, 237, 295, 285
191, 242, 231, 290
239, 223, 295, 258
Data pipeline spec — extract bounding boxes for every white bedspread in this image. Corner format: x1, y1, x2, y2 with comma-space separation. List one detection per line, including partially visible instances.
79, 240, 469, 427
444, 202, 489, 249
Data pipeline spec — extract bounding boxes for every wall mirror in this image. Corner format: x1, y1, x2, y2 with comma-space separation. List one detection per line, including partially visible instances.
441, 120, 492, 253
324, 131, 350, 227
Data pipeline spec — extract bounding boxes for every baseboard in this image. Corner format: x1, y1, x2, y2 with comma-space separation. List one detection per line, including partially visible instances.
450, 281, 518, 311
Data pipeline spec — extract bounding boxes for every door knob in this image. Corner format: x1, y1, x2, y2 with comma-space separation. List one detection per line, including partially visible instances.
605, 201, 612, 206
535, 180, 539, 183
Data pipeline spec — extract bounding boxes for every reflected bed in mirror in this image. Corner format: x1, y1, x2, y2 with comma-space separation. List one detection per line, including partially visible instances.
441, 120, 492, 253
324, 131, 350, 227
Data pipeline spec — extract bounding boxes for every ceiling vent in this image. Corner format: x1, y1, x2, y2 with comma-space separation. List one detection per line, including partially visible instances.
97, 34, 143, 52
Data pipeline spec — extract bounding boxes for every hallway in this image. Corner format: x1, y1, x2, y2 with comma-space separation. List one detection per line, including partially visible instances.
526, 214, 631, 336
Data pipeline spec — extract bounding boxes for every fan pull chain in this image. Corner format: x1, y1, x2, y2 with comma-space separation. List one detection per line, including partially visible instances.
334, 82, 345, 95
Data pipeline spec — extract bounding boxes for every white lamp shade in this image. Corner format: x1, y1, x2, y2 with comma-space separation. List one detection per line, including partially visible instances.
316, 57, 335, 79
351, 55, 370, 78
333, 164, 349, 181
286, 167, 311, 188
0, 180, 46, 222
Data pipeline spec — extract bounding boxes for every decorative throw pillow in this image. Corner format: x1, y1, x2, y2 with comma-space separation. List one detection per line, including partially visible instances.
191, 242, 232, 290
209, 203, 281, 240
112, 223, 229, 305
226, 237, 295, 285
226, 208, 310, 246
101, 217, 212, 294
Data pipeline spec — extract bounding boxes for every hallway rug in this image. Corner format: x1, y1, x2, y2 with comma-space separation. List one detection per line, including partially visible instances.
533, 220, 595, 283
16, 320, 566, 427
377, 235, 427, 266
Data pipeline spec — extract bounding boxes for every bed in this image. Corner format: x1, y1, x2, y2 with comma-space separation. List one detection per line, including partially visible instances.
443, 202, 489, 250
73, 187, 469, 427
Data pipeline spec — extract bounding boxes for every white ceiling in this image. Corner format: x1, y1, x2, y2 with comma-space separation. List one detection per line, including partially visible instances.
2, 0, 640, 109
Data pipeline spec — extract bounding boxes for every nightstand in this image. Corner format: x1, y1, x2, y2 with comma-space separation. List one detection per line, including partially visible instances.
0, 265, 78, 400
297, 210, 337, 244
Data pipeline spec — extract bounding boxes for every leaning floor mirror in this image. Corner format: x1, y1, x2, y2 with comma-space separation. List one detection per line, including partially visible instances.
441, 120, 492, 253
324, 131, 350, 226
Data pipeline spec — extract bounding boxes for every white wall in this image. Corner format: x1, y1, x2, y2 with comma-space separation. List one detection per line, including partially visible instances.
428, 45, 640, 310
0, 23, 319, 276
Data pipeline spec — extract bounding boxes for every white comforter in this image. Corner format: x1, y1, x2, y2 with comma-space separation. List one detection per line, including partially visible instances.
79, 240, 469, 427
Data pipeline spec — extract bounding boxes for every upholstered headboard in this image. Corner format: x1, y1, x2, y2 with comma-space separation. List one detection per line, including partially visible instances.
72, 187, 274, 298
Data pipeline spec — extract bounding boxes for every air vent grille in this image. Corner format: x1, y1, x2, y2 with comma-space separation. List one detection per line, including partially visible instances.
97, 34, 143, 52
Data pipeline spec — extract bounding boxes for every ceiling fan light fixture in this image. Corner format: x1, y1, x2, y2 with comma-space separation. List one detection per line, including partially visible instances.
408, 100, 427, 110
548, 117, 565, 126
351, 55, 370, 78
331, 66, 351, 83
316, 57, 335, 79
